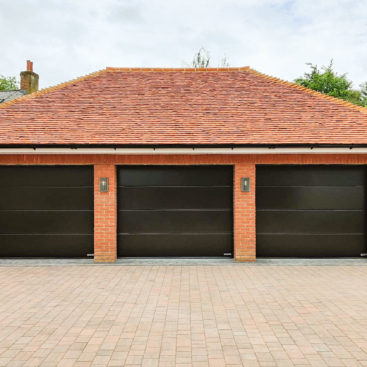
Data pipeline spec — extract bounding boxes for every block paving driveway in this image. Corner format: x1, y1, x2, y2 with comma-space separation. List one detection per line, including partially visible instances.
0, 264, 367, 366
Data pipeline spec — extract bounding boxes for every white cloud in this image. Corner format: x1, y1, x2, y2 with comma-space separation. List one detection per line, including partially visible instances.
1, 0, 367, 88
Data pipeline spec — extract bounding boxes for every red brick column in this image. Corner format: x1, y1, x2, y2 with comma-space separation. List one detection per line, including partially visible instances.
233, 163, 256, 261
94, 164, 117, 262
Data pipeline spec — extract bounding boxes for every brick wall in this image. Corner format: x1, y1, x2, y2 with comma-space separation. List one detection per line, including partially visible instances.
2, 153, 367, 262
4, 153, 367, 165
94, 165, 117, 262
234, 164, 256, 261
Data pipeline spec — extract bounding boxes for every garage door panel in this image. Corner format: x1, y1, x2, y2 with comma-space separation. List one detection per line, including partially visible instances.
257, 166, 364, 187
0, 235, 93, 257
0, 187, 93, 210
118, 166, 233, 257
0, 166, 93, 257
257, 234, 365, 257
257, 210, 364, 234
118, 166, 232, 186
0, 211, 93, 234
256, 165, 366, 257
118, 187, 232, 210
118, 234, 232, 257
0, 166, 92, 187
119, 210, 231, 234
257, 186, 364, 210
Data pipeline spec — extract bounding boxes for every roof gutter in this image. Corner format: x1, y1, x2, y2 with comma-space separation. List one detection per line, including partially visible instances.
0, 147, 367, 154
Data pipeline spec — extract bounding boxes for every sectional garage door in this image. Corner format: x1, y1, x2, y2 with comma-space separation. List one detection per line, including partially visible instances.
256, 165, 366, 257
0, 166, 93, 257
117, 166, 233, 257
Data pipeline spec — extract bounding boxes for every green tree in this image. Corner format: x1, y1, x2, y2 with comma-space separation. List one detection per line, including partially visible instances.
295, 61, 367, 107
0, 75, 18, 91
344, 89, 366, 106
359, 82, 367, 100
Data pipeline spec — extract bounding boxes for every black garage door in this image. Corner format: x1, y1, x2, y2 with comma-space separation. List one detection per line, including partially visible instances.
256, 166, 366, 257
0, 166, 93, 257
118, 166, 233, 257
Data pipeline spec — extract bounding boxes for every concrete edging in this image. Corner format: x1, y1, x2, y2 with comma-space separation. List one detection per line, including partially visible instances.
0, 258, 366, 266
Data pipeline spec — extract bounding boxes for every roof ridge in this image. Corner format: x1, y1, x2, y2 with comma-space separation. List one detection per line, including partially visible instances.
0, 68, 108, 110
106, 66, 250, 72
246, 67, 367, 114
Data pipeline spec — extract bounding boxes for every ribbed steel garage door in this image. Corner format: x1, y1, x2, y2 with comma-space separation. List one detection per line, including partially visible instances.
117, 166, 233, 257
256, 165, 366, 257
0, 166, 93, 257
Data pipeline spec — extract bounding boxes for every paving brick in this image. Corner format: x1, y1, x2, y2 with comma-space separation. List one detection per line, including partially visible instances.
0, 265, 367, 366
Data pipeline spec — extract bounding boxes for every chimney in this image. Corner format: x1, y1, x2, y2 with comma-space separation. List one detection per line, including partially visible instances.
20, 60, 39, 94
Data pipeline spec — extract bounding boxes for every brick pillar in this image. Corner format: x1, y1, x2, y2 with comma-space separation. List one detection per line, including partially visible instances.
233, 163, 256, 261
94, 164, 117, 262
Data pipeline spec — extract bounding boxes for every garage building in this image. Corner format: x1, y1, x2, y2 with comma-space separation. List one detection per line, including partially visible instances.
1, 66, 367, 261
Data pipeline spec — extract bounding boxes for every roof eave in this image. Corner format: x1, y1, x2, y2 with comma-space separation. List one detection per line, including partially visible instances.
1, 144, 367, 155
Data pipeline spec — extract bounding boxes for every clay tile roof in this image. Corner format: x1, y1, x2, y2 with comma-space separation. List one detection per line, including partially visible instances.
0, 66, 367, 146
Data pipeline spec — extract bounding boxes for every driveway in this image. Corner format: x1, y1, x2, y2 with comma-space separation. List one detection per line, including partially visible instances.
0, 263, 367, 366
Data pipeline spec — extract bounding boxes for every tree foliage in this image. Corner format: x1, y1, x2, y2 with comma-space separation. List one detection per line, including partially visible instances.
295, 61, 367, 107
191, 48, 230, 68
192, 47, 211, 68
219, 56, 230, 68
0, 75, 18, 91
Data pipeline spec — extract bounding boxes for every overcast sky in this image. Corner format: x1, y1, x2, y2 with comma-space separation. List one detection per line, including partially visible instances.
1, 0, 367, 89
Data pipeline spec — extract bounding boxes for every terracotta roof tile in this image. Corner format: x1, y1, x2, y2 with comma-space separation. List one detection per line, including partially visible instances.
0, 67, 366, 146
